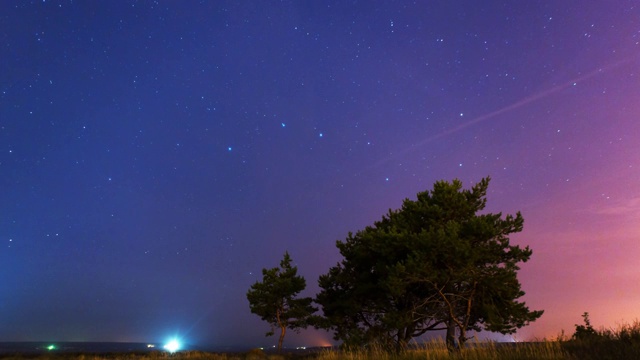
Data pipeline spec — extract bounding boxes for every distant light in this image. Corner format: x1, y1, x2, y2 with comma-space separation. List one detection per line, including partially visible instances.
146, 344, 155, 348
47, 345, 56, 351
227, 147, 232, 151
281, 122, 286, 127
164, 339, 181, 353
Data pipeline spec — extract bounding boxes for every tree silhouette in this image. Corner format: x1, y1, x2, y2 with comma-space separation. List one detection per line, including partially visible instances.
316, 177, 543, 352
247, 252, 317, 352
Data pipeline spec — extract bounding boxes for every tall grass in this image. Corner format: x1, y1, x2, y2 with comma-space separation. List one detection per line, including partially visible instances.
314, 340, 567, 360
313, 319, 640, 360
561, 319, 640, 360
0, 349, 300, 360
1, 320, 638, 360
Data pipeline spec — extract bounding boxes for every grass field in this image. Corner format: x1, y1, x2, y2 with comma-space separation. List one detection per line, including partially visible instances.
2, 320, 638, 360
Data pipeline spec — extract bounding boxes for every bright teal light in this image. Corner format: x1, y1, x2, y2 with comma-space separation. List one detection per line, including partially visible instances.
164, 339, 181, 353
47, 345, 56, 351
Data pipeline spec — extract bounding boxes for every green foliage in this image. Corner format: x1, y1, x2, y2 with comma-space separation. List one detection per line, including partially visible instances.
316, 177, 542, 351
246, 252, 317, 352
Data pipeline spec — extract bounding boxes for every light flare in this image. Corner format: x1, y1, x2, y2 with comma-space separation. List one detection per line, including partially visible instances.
163, 339, 181, 353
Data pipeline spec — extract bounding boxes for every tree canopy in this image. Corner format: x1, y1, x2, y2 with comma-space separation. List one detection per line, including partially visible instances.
246, 252, 317, 352
316, 177, 543, 352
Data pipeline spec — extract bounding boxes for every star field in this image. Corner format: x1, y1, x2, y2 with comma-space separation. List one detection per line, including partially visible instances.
1, 0, 639, 348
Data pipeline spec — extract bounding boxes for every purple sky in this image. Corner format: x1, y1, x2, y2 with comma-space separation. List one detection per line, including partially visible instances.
1, 0, 639, 348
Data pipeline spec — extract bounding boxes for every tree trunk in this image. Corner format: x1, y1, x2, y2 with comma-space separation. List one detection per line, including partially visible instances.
446, 317, 457, 353
277, 325, 286, 353
394, 327, 409, 354
458, 327, 466, 350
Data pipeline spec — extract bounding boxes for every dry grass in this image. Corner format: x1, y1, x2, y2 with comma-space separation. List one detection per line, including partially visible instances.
2, 321, 639, 360
313, 340, 567, 360
0, 349, 304, 360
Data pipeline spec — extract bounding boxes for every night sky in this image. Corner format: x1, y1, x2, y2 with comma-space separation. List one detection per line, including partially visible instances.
2, 0, 639, 349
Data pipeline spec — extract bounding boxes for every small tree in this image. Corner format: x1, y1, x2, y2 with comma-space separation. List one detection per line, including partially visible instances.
247, 252, 317, 352
573, 312, 599, 341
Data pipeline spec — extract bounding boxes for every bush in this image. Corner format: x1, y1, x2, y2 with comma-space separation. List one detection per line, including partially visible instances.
562, 314, 640, 360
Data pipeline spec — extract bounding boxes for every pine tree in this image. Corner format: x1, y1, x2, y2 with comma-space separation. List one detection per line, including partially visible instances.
316, 177, 543, 352
247, 252, 317, 352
